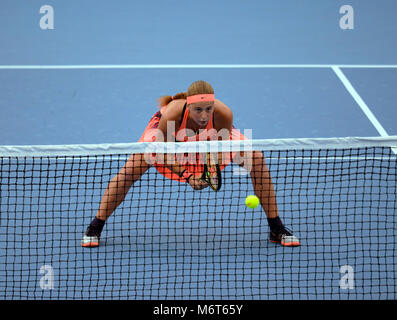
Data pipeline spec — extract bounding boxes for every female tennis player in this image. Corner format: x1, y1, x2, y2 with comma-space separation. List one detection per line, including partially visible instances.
81, 80, 300, 247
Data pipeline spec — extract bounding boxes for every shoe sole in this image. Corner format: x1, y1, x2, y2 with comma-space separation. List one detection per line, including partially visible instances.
81, 242, 99, 248
270, 239, 300, 247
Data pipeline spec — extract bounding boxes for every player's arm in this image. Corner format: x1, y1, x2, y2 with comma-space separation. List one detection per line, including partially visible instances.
156, 105, 185, 176
214, 99, 233, 134
156, 105, 177, 142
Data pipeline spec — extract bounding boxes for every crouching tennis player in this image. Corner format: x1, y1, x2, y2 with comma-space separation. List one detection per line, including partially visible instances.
82, 80, 300, 247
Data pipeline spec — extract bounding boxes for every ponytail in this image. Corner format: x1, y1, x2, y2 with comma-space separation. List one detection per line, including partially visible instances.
157, 92, 187, 108
157, 95, 173, 107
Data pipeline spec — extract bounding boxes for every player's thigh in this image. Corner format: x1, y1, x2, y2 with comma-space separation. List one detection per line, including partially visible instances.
122, 153, 151, 177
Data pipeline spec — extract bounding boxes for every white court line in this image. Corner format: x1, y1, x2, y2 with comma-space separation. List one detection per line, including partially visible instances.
332, 66, 397, 154
1, 64, 397, 69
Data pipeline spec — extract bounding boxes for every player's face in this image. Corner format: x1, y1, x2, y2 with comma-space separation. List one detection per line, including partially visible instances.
188, 102, 214, 127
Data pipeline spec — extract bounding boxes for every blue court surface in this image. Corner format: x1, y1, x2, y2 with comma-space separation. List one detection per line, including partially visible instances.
0, 0, 396, 300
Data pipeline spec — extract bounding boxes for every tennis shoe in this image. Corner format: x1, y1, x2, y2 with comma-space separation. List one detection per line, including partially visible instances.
269, 227, 300, 247
81, 227, 101, 248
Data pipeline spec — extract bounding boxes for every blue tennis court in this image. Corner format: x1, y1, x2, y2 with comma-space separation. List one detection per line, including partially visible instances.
0, 0, 396, 300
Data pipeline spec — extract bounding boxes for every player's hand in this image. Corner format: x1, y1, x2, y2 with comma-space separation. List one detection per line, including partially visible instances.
188, 175, 209, 190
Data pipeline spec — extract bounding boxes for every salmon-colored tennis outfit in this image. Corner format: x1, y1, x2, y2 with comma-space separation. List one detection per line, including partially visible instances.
138, 101, 246, 182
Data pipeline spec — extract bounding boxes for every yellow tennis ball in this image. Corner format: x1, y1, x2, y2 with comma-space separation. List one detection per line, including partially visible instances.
245, 195, 259, 209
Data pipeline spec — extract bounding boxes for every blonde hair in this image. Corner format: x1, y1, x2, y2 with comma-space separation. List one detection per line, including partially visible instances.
157, 80, 214, 107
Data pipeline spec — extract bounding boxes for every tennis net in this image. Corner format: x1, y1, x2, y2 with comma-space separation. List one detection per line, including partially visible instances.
0, 136, 396, 299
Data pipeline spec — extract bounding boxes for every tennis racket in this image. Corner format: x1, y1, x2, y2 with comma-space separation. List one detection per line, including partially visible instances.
201, 152, 222, 191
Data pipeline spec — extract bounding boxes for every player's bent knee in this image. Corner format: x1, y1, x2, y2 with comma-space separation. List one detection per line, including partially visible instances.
232, 150, 264, 169
252, 151, 265, 165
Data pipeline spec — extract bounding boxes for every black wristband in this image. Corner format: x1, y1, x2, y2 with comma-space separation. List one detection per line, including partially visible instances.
179, 169, 193, 182
185, 173, 193, 182
179, 169, 187, 178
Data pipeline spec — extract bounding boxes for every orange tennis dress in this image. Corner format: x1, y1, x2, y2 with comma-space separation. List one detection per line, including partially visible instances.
138, 103, 246, 182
